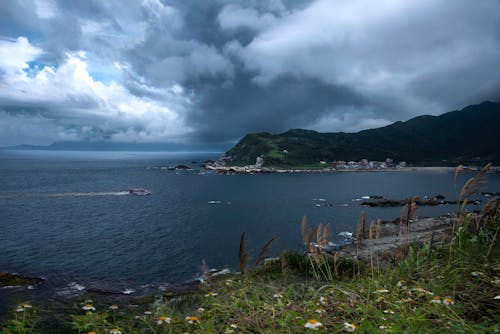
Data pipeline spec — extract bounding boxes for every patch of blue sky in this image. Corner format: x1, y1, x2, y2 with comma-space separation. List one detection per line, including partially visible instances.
86, 68, 121, 85
85, 56, 122, 84
0, 25, 43, 44
24, 60, 47, 78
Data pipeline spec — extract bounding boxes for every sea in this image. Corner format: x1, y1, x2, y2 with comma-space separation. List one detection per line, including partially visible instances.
1, 150, 499, 314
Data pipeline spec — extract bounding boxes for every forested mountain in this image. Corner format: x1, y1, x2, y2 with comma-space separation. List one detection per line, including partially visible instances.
226, 101, 500, 166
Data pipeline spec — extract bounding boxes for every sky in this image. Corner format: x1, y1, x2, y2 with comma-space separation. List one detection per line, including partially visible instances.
0, 0, 499, 149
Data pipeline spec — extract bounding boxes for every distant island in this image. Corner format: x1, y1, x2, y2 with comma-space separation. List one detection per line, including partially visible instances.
1, 141, 225, 153
223, 101, 500, 168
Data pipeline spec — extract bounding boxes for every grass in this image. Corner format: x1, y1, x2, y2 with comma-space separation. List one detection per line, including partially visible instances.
4, 227, 498, 333
2, 167, 500, 333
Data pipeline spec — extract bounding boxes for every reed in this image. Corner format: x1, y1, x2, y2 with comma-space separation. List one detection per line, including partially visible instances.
280, 250, 289, 278
254, 237, 278, 267
368, 220, 375, 279
299, 215, 336, 281
454, 164, 464, 201
423, 219, 437, 260
480, 197, 499, 226
315, 223, 323, 261
375, 219, 382, 239
239, 232, 249, 275
368, 220, 375, 240
361, 212, 366, 239
311, 223, 330, 251
399, 204, 408, 239
301, 215, 308, 247
333, 252, 339, 277
201, 258, 210, 285
447, 163, 493, 261
318, 223, 331, 249
459, 163, 491, 202
406, 198, 417, 242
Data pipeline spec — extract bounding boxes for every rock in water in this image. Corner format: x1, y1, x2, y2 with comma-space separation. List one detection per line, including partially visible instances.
0, 272, 43, 287
175, 165, 193, 170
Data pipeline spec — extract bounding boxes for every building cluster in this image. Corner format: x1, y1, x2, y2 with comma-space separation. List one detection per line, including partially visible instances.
330, 158, 407, 169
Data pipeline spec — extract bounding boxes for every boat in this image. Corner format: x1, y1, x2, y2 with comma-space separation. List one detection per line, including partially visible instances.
128, 188, 151, 196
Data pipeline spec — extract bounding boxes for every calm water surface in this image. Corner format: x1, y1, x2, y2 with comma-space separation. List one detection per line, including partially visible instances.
1, 150, 499, 303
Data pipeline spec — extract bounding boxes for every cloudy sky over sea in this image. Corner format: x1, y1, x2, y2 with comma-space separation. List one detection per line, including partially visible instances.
1, 0, 499, 148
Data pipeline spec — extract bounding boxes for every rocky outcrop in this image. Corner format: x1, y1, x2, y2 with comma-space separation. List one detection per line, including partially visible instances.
203, 165, 337, 174
175, 165, 193, 170
0, 272, 43, 287
361, 197, 480, 207
337, 216, 457, 263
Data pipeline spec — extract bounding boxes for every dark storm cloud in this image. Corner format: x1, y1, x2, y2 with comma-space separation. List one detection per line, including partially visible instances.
227, 0, 500, 121
0, 0, 499, 147
122, 0, 500, 146
189, 73, 367, 143
120, 0, 381, 144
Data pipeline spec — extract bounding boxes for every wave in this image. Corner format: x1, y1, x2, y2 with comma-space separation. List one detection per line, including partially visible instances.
56, 282, 86, 297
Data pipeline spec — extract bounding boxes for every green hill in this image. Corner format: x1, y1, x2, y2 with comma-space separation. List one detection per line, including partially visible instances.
225, 101, 500, 166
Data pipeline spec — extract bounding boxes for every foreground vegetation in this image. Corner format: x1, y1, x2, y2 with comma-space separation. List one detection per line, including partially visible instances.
2, 166, 499, 333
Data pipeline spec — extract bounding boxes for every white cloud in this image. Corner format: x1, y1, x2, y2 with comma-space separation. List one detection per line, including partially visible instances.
0, 37, 43, 76
34, 0, 58, 19
0, 37, 192, 145
144, 42, 234, 84
235, 0, 500, 116
142, 0, 177, 21
306, 106, 391, 133
2, 0, 499, 146
218, 4, 277, 31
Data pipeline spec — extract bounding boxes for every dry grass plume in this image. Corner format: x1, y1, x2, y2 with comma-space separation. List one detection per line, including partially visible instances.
239, 232, 249, 274
254, 237, 278, 267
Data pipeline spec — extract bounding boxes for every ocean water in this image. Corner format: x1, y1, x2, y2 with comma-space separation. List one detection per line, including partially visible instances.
1, 150, 499, 302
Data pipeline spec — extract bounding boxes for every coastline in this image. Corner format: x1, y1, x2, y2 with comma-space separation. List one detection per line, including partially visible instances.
0, 213, 459, 320
0, 214, 457, 301
2, 210, 497, 332
337, 215, 456, 262
204, 165, 469, 174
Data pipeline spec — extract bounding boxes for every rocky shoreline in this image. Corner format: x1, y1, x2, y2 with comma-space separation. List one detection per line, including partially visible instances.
0, 272, 43, 288
360, 196, 481, 207
203, 164, 478, 174
0, 214, 461, 306
337, 215, 457, 263
1, 208, 494, 327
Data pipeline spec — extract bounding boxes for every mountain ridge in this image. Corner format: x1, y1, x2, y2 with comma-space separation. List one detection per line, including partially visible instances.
225, 101, 500, 166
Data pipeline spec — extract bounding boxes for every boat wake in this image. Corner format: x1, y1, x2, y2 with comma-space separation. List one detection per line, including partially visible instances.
48, 191, 131, 197
0, 191, 130, 199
